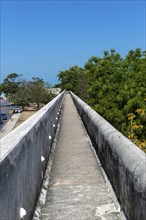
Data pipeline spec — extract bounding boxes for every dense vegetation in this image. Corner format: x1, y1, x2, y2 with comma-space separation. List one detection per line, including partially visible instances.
0, 74, 54, 109
58, 48, 146, 152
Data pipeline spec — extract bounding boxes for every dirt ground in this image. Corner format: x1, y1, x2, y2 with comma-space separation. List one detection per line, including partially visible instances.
14, 110, 37, 128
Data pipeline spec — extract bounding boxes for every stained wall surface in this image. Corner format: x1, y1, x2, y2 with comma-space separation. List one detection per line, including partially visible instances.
0, 92, 64, 220
70, 91, 146, 220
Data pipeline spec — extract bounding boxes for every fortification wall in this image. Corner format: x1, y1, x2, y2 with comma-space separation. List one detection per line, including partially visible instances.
0, 92, 65, 220
70, 91, 146, 220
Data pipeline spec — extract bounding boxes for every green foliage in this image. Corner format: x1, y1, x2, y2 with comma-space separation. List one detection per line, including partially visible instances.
1, 73, 20, 95
1, 75, 54, 109
0, 84, 3, 94
7, 80, 31, 107
29, 77, 52, 109
58, 66, 87, 100
57, 48, 146, 152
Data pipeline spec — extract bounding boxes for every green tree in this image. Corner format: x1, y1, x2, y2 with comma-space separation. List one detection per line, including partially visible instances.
57, 65, 87, 99
29, 77, 52, 110
8, 80, 32, 108
1, 73, 20, 95
1, 74, 54, 109
57, 48, 146, 153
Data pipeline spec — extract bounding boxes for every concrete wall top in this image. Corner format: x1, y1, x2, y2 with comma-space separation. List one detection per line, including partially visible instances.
0, 91, 65, 220
70, 91, 146, 220
0, 91, 64, 163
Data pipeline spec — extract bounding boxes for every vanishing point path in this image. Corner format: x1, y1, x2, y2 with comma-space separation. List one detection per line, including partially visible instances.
39, 94, 121, 220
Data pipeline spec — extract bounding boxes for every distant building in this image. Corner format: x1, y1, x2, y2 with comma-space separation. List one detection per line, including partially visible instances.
47, 87, 61, 95
0, 93, 6, 100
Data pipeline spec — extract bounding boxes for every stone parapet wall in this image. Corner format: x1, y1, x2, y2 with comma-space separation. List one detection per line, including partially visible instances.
70, 91, 146, 220
0, 91, 65, 220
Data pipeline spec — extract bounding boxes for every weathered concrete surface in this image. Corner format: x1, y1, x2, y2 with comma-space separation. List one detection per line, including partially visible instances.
70, 91, 146, 220
0, 113, 21, 139
0, 92, 64, 220
39, 94, 121, 220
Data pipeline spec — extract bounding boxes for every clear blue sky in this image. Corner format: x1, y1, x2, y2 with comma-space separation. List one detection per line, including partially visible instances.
1, 0, 145, 85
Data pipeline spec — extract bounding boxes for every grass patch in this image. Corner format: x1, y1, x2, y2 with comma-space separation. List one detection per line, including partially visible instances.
14, 110, 37, 128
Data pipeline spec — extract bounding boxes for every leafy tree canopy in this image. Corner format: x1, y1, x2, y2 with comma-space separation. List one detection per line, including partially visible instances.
0, 75, 55, 109
57, 48, 146, 152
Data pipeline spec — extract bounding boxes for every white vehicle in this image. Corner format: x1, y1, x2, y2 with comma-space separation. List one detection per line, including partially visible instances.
13, 107, 22, 113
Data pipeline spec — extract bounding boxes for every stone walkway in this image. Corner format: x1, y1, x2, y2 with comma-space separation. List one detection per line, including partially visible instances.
39, 94, 122, 220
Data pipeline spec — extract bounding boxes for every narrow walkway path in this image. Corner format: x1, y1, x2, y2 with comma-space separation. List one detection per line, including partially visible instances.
40, 94, 120, 220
